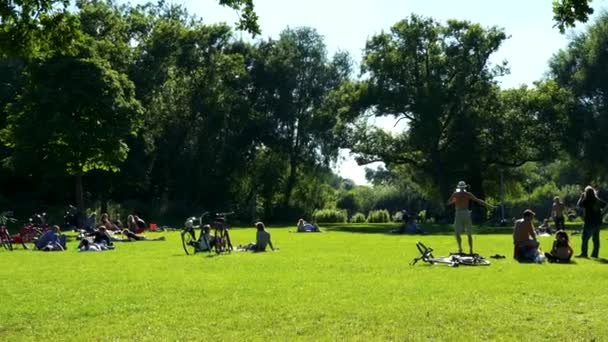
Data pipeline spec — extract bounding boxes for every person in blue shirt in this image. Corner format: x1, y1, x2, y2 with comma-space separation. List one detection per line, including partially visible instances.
36, 225, 66, 251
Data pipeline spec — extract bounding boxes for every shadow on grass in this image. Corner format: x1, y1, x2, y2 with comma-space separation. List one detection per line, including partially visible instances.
593, 257, 608, 264
323, 223, 516, 236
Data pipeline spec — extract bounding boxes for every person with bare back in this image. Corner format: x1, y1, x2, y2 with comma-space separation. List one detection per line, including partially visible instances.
447, 181, 493, 254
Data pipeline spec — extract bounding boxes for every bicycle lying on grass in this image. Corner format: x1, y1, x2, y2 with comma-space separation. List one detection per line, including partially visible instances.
181, 211, 234, 255
410, 241, 491, 267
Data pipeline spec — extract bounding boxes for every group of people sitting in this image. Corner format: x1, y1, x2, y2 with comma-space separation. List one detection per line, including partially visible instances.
513, 209, 573, 263
33, 212, 165, 252
391, 210, 426, 235
191, 220, 276, 253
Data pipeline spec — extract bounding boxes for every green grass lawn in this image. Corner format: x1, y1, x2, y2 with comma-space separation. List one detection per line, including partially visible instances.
1, 224, 608, 341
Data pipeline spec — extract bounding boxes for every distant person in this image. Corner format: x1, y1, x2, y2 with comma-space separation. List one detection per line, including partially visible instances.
536, 219, 552, 236
447, 181, 493, 254
513, 210, 540, 262
576, 186, 606, 258
78, 239, 113, 251
84, 213, 97, 232
133, 214, 147, 233
121, 229, 165, 242
545, 230, 573, 263
36, 225, 67, 251
552, 196, 566, 230
239, 222, 275, 252
88, 225, 113, 246
100, 213, 119, 231
297, 219, 320, 232
126, 215, 137, 232
198, 224, 216, 251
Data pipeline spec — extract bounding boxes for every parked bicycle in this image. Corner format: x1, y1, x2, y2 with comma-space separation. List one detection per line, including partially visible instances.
0, 211, 15, 251
17, 212, 49, 250
181, 211, 234, 255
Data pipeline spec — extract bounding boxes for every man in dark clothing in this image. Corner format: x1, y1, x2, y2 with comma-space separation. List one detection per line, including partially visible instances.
577, 186, 606, 258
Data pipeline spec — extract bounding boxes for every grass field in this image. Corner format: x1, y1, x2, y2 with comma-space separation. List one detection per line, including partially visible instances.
1, 223, 608, 341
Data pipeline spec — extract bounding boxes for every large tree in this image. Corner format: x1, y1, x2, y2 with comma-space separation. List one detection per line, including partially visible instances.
250, 27, 351, 209
550, 12, 608, 181
345, 15, 507, 201
1, 57, 143, 217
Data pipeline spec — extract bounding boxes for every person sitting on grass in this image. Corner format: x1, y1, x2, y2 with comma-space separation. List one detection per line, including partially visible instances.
198, 224, 216, 251
36, 225, 67, 251
513, 209, 541, 262
100, 213, 119, 231
239, 222, 275, 252
536, 219, 552, 236
134, 214, 147, 233
90, 225, 113, 245
120, 229, 166, 242
297, 219, 320, 232
84, 212, 97, 232
544, 230, 573, 263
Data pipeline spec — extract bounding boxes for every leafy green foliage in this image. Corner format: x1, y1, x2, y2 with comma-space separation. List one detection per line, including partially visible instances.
550, 13, 608, 181
553, 0, 594, 33
2, 57, 142, 176
345, 15, 508, 200
218, 0, 260, 35
312, 208, 347, 223
350, 212, 366, 223
367, 209, 391, 223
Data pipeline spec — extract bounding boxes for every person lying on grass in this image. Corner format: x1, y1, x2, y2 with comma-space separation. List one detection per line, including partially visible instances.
544, 230, 573, 263
36, 225, 67, 251
119, 229, 166, 242
77, 238, 115, 252
238, 222, 275, 252
297, 219, 320, 232
513, 209, 541, 262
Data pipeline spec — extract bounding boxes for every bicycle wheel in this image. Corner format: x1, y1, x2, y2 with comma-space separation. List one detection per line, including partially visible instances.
0, 231, 13, 251
181, 230, 197, 255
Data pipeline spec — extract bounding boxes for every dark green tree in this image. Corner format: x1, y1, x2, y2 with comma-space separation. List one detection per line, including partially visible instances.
550, 12, 608, 181
346, 15, 508, 200
1, 57, 143, 216
553, 0, 594, 33
251, 27, 351, 209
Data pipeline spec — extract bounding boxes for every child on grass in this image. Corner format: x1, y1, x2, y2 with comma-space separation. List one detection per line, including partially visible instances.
544, 230, 573, 263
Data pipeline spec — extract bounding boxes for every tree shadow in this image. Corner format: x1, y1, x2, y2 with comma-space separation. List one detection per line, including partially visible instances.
323, 223, 515, 236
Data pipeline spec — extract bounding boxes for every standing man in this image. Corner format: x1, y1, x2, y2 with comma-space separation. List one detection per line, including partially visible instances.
552, 196, 566, 230
447, 181, 493, 254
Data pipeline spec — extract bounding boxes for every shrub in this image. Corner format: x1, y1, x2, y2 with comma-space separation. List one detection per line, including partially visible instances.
351, 212, 367, 223
367, 209, 391, 223
312, 209, 347, 223
392, 211, 404, 222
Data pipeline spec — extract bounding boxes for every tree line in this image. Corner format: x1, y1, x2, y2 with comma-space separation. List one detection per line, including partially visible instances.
0, 0, 606, 224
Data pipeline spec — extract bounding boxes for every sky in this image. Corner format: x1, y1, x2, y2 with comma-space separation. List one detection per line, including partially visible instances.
139, 0, 606, 184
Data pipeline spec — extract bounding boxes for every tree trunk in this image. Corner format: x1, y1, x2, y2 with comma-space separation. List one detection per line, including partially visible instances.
283, 155, 298, 208
468, 163, 486, 224
75, 174, 85, 228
